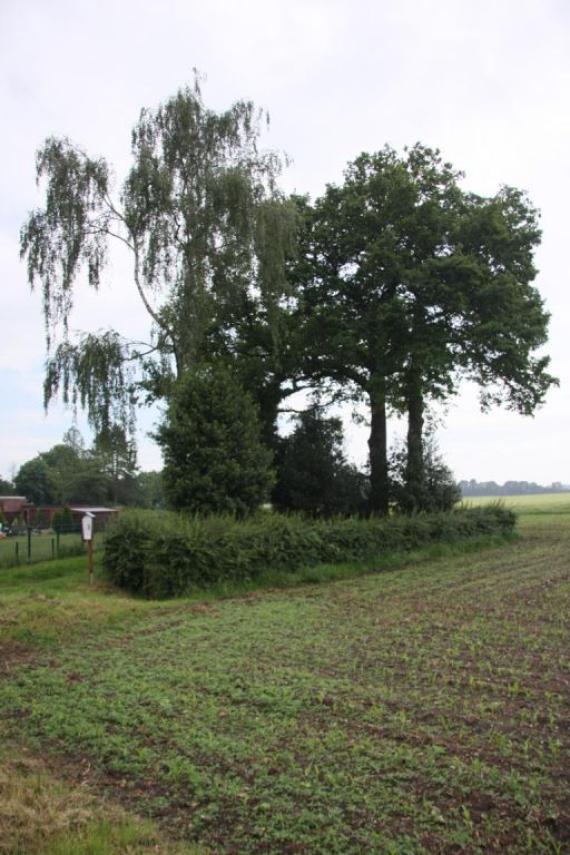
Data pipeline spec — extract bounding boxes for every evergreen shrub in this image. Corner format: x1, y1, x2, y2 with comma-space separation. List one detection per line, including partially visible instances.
52, 506, 74, 533
156, 366, 274, 517
104, 505, 516, 598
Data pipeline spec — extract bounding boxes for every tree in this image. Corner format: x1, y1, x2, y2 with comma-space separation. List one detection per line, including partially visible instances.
40, 441, 109, 505
13, 435, 112, 506
224, 194, 318, 452
52, 506, 74, 533
14, 456, 55, 504
0, 477, 15, 495
398, 172, 555, 511
300, 145, 556, 514
21, 77, 297, 441
389, 435, 460, 513
273, 407, 368, 517
92, 425, 138, 504
155, 365, 274, 516
133, 471, 164, 509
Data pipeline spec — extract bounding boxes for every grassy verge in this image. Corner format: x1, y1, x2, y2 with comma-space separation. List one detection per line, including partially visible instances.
0, 532, 513, 649
0, 514, 568, 853
0, 745, 199, 854
0, 556, 161, 649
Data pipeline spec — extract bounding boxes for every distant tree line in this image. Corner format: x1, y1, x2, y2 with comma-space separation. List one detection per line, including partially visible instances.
19, 80, 557, 518
460, 480, 569, 497
2, 428, 163, 509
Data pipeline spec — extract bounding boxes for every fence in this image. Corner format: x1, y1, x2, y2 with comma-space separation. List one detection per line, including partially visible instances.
0, 523, 106, 570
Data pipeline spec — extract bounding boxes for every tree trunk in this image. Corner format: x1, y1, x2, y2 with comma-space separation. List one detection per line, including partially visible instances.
405, 360, 425, 512
368, 375, 389, 515
256, 379, 283, 455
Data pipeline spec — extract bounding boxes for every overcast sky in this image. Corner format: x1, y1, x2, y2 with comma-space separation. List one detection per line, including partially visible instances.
1, 0, 569, 484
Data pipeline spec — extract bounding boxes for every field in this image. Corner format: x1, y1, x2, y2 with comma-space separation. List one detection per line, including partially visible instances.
0, 510, 568, 853
462, 491, 570, 515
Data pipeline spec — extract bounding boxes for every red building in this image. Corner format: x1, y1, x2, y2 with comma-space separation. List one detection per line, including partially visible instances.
0, 496, 34, 525
0, 498, 119, 530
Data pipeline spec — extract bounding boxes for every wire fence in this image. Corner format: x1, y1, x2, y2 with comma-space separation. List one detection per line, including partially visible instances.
0, 524, 106, 570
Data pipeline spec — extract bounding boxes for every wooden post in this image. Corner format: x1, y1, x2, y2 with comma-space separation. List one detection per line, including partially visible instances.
81, 513, 95, 586
88, 538, 94, 585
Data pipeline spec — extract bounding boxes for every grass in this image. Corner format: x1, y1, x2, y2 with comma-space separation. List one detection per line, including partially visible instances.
462, 491, 570, 515
0, 531, 96, 569
0, 535, 513, 649
0, 746, 198, 854
0, 510, 568, 853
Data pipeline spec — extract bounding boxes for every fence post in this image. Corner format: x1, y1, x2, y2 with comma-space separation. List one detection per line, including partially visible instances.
51, 538, 55, 560
56, 530, 60, 557
27, 526, 32, 564
15, 541, 19, 565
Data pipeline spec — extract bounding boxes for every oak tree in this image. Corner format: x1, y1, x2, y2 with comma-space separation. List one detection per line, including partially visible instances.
300, 145, 556, 513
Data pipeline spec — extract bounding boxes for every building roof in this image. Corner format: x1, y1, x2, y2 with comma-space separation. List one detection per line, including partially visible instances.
68, 506, 120, 514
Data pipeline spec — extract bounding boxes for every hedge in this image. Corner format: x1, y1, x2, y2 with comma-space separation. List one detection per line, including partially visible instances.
103, 505, 516, 599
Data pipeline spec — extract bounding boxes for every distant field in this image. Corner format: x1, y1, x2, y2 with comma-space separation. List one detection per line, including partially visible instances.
461, 491, 570, 515
0, 510, 568, 852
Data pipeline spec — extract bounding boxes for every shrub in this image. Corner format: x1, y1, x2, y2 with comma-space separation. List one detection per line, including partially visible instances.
155, 366, 274, 517
52, 506, 74, 533
389, 436, 461, 513
272, 407, 368, 516
104, 505, 516, 598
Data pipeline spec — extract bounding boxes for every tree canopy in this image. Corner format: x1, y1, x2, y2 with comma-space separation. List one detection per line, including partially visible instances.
298, 145, 556, 512
13, 429, 140, 506
21, 84, 557, 517
0, 477, 15, 496
21, 77, 297, 439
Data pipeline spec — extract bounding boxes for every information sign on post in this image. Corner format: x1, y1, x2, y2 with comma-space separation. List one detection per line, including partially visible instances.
81, 514, 93, 542
81, 512, 95, 585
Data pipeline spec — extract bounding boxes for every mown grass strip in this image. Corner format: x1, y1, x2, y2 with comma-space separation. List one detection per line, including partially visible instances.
0, 532, 515, 649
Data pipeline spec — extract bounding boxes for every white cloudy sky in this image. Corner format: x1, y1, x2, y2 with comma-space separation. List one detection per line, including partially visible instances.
1, 0, 569, 484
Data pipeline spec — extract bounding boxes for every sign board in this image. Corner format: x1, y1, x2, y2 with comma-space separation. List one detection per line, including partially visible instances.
81, 513, 94, 541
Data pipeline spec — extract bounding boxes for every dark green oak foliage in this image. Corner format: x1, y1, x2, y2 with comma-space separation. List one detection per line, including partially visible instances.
299, 145, 555, 513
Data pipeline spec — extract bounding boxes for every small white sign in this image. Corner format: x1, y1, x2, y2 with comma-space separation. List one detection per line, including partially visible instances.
81, 514, 94, 541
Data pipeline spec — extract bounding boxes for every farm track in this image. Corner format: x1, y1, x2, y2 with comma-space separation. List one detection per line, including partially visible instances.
0, 516, 568, 853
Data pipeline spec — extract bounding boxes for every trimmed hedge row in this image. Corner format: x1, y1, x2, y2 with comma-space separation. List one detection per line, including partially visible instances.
103, 505, 516, 599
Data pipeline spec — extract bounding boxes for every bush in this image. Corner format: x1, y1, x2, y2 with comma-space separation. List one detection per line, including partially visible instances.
272, 408, 368, 516
52, 506, 74, 533
155, 366, 274, 517
389, 436, 461, 513
104, 505, 516, 598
